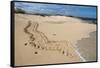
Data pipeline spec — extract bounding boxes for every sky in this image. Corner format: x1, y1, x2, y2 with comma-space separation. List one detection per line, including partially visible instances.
14, 2, 97, 19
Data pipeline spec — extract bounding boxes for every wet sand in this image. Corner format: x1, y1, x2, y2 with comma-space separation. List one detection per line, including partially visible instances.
76, 31, 97, 61
14, 13, 97, 66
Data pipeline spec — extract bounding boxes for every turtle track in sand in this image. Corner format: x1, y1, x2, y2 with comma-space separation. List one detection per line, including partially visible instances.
24, 21, 81, 58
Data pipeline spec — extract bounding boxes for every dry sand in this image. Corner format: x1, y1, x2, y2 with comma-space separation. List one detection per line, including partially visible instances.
14, 13, 97, 66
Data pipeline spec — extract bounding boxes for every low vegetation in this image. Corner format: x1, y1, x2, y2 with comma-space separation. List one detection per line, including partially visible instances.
15, 8, 26, 14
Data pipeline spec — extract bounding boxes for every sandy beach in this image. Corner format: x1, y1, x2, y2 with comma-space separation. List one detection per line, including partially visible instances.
15, 13, 97, 66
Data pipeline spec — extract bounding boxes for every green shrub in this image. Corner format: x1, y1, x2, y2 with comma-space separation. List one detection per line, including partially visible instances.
15, 8, 26, 14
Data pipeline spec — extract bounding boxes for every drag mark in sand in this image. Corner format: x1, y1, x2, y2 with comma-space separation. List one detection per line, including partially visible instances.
24, 21, 83, 59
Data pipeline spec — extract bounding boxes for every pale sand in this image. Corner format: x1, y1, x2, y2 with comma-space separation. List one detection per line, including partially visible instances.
15, 13, 96, 66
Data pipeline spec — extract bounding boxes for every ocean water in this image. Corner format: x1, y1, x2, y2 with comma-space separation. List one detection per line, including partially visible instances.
14, 2, 97, 19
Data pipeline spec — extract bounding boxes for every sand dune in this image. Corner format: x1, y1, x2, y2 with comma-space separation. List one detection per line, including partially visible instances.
15, 13, 96, 66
